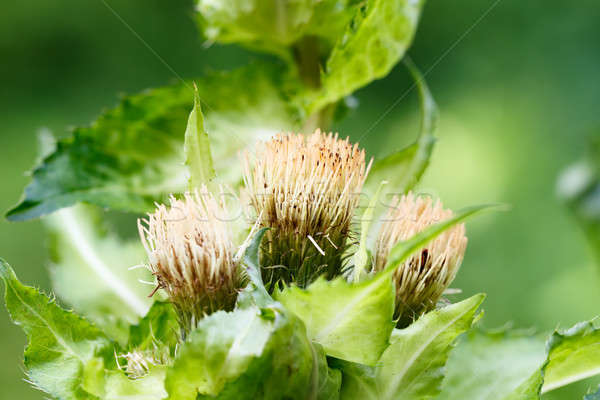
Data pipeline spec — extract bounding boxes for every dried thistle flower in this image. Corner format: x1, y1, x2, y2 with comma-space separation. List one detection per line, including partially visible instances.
374, 192, 468, 325
243, 130, 371, 287
138, 187, 242, 335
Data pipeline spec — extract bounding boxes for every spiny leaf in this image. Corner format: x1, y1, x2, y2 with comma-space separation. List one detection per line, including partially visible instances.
184, 84, 215, 189
7, 63, 299, 221
438, 329, 547, 400
165, 307, 276, 399
542, 320, 600, 394
165, 305, 333, 400
0, 259, 111, 399
335, 294, 485, 400
276, 274, 395, 365
308, 0, 425, 112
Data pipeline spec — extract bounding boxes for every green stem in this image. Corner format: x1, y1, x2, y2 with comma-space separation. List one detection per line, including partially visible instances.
294, 36, 334, 132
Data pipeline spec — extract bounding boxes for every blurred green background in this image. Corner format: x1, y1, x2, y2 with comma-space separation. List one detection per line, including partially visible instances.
1, 0, 599, 398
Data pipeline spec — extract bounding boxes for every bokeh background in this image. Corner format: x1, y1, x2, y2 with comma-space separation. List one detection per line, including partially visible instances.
1, 0, 599, 398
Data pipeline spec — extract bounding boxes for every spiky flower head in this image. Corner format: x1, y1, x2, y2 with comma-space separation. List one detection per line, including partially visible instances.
243, 129, 371, 287
374, 192, 468, 325
138, 187, 241, 334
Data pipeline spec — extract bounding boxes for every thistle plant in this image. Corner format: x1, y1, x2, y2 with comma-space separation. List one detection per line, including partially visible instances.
243, 130, 370, 287
138, 188, 242, 336
2, 2, 599, 400
374, 192, 467, 325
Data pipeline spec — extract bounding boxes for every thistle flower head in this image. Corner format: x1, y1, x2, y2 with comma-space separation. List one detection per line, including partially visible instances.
138, 187, 241, 333
243, 129, 370, 286
374, 192, 467, 324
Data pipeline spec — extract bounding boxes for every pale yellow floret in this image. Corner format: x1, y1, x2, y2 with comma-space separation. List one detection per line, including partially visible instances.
374, 192, 468, 323
138, 186, 240, 333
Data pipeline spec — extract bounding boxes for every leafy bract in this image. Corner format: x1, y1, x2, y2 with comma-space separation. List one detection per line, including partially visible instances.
438, 329, 547, 400
309, 0, 425, 112
542, 320, 600, 394
184, 84, 215, 189
352, 180, 387, 281
276, 274, 395, 365
165, 305, 339, 400
335, 294, 484, 400
7, 63, 299, 221
363, 58, 437, 197
46, 204, 153, 343
0, 259, 111, 399
165, 307, 277, 398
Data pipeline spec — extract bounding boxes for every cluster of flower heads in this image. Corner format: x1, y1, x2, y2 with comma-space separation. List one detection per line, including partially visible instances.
138, 129, 467, 332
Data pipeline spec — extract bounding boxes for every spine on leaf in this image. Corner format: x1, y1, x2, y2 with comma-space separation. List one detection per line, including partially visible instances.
243, 130, 371, 288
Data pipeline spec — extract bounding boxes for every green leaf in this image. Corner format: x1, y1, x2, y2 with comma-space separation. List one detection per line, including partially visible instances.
239, 227, 272, 307
313, 342, 343, 400
196, 0, 361, 54
542, 320, 600, 394
276, 274, 395, 365
438, 329, 547, 400
0, 259, 111, 399
196, 0, 318, 57
7, 63, 300, 221
128, 301, 179, 351
335, 294, 485, 400
352, 180, 387, 282
46, 204, 153, 343
84, 359, 168, 400
364, 58, 437, 196
304, 0, 362, 45
309, 0, 425, 112
165, 304, 334, 400
184, 84, 215, 189
165, 307, 276, 399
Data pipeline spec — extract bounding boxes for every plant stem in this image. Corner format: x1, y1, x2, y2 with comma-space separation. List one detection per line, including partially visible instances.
294, 36, 334, 132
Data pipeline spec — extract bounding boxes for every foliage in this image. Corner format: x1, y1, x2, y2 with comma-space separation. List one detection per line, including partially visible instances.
2, 1, 600, 399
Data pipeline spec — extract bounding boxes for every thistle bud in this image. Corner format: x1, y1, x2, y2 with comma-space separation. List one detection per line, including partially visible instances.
138, 188, 241, 334
374, 193, 468, 325
243, 130, 370, 287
